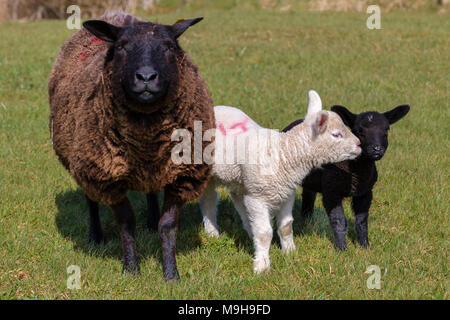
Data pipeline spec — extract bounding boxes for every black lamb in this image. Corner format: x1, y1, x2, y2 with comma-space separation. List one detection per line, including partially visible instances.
282, 104, 410, 250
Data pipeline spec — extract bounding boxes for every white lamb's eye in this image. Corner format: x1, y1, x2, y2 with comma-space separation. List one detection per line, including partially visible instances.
332, 132, 343, 138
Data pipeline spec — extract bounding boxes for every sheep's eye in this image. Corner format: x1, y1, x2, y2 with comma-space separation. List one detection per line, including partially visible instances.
116, 41, 128, 50
167, 43, 175, 51
332, 132, 343, 138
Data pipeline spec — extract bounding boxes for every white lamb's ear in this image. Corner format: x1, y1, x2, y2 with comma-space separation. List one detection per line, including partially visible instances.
311, 110, 329, 137
306, 90, 322, 117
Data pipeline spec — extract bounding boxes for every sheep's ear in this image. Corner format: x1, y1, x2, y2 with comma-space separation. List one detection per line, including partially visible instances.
306, 90, 322, 116
311, 110, 329, 137
172, 17, 203, 39
83, 20, 122, 42
331, 105, 356, 128
383, 104, 410, 124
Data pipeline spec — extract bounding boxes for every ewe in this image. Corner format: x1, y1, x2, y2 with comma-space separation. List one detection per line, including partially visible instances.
49, 12, 215, 280
200, 91, 362, 273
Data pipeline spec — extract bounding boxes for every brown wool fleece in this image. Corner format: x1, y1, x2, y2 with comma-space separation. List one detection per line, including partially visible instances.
49, 12, 215, 205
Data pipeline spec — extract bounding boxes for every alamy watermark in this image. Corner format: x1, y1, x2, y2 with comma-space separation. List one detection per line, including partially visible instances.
67, 265, 81, 290
170, 121, 282, 176
366, 5, 381, 30
66, 5, 81, 30
365, 265, 387, 289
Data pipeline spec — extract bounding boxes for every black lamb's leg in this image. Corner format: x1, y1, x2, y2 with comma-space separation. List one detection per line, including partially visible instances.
86, 195, 104, 244
147, 192, 160, 232
301, 189, 317, 217
110, 198, 140, 275
323, 194, 348, 251
159, 190, 183, 281
352, 191, 372, 249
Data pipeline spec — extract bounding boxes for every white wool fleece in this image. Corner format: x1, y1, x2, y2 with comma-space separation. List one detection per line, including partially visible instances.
200, 90, 361, 273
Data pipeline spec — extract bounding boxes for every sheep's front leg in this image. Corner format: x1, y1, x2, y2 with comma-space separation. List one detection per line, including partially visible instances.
322, 194, 347, 251
301, 189, 317, 217
86, 195, 104, 244
244, 196, 272, 274
276, 192, 296, 253
199, 180, 219, 237
146, 192, 160, 232
352, 191, 372, 249
159, 190, 183, 281
110, 198, 139, 275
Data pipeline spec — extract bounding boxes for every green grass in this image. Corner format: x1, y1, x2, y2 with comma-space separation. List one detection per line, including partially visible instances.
0, 7, 449, 299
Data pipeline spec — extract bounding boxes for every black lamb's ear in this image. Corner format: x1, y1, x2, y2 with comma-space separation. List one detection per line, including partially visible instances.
384, 105, 410, 124
330, 105, 356, 127
83, 20, 122, 42
172, 17, 203, 39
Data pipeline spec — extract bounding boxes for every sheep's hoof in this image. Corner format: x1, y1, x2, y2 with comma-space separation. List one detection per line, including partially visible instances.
147, 222, 158, 233
281, 242, 296, 254
334, 242, 348, 251
253, 259, 270, 274
205, 229, 220, 238
163, 269, 180, 282
123, 263, 140, 276
88, 231, 105, 245
359, 240, 370, 249
204, 225, 220, 237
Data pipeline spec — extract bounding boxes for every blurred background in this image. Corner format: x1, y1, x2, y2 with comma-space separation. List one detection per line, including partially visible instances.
0, 0, 448, 22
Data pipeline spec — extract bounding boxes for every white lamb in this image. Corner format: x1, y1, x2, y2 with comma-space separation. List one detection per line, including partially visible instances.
199, 90, 362, 273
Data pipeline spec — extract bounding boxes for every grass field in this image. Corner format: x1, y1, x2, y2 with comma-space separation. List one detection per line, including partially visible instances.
0, 6, 449, 299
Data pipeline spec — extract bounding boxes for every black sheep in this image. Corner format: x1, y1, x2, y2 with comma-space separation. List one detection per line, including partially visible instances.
49, 12, 215, 280
282, 104, 410, 250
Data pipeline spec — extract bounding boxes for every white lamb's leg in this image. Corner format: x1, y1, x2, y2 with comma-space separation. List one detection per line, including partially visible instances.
244, 195, 272, 274
199, 180, 219, 237
230, 192, 252, 238
276, 192, 296, 253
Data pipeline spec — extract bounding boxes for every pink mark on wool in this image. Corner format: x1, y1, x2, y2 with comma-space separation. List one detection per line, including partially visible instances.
218, 123, 227, 136
229, 117, 249, 133
91, 36, 103, 44
80, 52, 87, 61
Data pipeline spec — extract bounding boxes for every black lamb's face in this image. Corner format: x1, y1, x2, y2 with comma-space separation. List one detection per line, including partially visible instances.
353, 112, 390, 160
331, 105, 410, 161
83, 18, 203, 113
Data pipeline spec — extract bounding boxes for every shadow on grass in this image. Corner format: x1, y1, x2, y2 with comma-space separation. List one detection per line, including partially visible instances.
213, 194, 335, 254
55, 188, 345, 264
54, 189, 204, 264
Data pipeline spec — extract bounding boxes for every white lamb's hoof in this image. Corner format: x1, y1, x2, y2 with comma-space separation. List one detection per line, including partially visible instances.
204, 225, 220, 237
253, 258, 270, 274
281, 241, 296, 254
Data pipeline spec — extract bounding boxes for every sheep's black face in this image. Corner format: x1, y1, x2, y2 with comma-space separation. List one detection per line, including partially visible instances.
331, 105, 410, 161
83, 18, 203, 113
352, 112, 390, 160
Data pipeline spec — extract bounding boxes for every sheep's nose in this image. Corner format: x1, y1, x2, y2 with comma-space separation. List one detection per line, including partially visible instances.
372, 145, 383, 152
356, 139, 361, 147
135, 68, 158, 83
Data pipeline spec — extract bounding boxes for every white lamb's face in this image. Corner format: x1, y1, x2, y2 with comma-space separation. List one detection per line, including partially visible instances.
314, 112, 361, 163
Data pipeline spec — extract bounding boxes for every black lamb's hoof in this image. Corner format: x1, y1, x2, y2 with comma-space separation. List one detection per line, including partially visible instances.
333, 234, 348, 250
163, 268, 180, 282
359, 240, 370, 249
147, 221, 159, 233
123, 262, 140, 276
334, 239, 348, 251
89, 231, 104, 245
